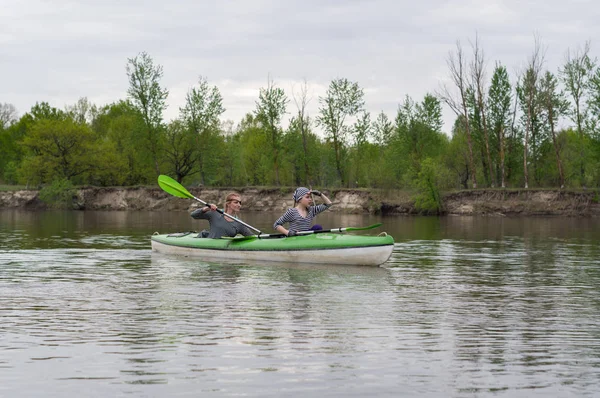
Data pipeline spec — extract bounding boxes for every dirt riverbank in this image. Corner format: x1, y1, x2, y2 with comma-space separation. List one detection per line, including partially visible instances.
0, 186, 599, 217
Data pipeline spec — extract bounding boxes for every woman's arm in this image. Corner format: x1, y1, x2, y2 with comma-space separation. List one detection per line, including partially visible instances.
311, 190, 332, 206
275, 225, 288, 235
273, 209, 297, 235
191, 204, 218, 219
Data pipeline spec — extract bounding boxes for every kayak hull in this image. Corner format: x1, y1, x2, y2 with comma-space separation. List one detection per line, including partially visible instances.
151, 232, 394, 267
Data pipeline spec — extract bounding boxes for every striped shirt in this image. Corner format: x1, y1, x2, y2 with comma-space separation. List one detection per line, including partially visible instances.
273, 204, 332, 232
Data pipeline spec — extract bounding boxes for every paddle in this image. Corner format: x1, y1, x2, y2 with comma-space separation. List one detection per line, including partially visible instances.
157, 175, 262, 234
229, 222, 384, 241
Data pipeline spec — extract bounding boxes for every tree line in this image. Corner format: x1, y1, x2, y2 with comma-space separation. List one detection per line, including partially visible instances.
1, 36, 600, 206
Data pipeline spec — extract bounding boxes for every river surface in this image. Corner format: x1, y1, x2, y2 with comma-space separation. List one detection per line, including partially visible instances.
1, 209, 600, 397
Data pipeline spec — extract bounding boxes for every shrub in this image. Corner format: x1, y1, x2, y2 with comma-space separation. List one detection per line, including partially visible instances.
39, 178, 76, 209
412, 158, 448, 214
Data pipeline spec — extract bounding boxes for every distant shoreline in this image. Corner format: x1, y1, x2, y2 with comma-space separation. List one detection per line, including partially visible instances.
1, 187, 599, 217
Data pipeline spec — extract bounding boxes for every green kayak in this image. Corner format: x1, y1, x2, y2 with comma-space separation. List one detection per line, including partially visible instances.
151, 232, 394, 267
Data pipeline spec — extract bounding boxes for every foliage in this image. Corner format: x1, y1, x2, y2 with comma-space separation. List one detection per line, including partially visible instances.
281, 116, 321, 186
0, 103, 18, 129
126, 51, 169, 175
38, 178, 76, 209
19, 118, 96, 185
178, 77, 226, 184
487, 63, 513, 186
391, 95, 449, 187
2, 43, 600, 194
317, 78, 365, 186
255, 78, 288, 185
92, 100, 149, 185
412, 158, 448, 214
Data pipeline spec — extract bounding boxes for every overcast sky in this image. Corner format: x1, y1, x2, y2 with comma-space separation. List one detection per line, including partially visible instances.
2, 0, 599, 134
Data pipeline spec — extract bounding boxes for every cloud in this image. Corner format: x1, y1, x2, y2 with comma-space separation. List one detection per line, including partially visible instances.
1, 0, 599, 135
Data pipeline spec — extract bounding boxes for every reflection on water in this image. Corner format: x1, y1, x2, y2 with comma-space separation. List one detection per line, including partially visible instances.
1, 210, 600, 397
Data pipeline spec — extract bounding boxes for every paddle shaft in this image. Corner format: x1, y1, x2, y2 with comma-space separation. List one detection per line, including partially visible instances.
250, 223, 383, 239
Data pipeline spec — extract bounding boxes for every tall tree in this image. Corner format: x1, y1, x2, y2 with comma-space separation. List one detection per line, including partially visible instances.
559, 41, 596, 186
126, 51, 169, 176
316, 78, 365, 186
282, 117, 320, 186
539, 71, 569, 188
65, 97, 97, 125
19, 118, 96, 184
470, 34, 494, 187
91, 100, 148, 185
292, 79, 313, 185
560, 41, 595, 138
237, 113, 270, 185
163, 120, 199, 183
0, 103, 19, 181
255, 77, 288, 185
180, 76, 225, 184
0, 103, 18, 129
351, 111, 372, 186
372, 111, 394, 152
30, 102, 67, 121
588, 65, 600, 134
439, 41, 477, 188
415, 93, 444, 133
518, 35, 545, 188
488, 63, 512, 188
446, 116, 471, 189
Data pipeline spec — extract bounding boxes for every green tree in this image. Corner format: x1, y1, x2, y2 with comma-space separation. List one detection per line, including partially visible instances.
539, 71, 569, 188
316, 78, 365, 186
0, 103, 18, 129
439, 41, 477, 188
291, 79, 314, 185
282, 116, 320, 186
487, 63, 512, 187
19, 118, 96, 185
392, 95, 448, 186
588, 66, 600, 134
470, 34, 494, 187
350, 111, 372, 186
126, 51, 168, 176
220, 120, 245, 186
372, 111, 394, 149
3, 103, 67, 185
30, 102, 67, 121
517, 36, 545, 188
163, 119, 200, 183
416, 94, 444, 133
180, 76, 225, 184
413, 157, 448, 214
237, 114, 270, 185
0, 103, 19, 182
559, 41, 596, 186
255, 77, 288, 185
92, 100, 148, 185
65, 97, 97, 125
445, 116, 471, 189
38, 178, 76, 209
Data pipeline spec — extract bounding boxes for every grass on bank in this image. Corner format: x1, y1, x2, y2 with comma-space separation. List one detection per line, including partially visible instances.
0, 184, 28, 191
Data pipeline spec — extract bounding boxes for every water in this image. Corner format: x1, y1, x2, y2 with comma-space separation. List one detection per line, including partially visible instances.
1, 210, 600, 397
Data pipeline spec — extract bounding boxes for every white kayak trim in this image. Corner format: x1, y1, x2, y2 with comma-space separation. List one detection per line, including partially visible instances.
151, 239, 393, 267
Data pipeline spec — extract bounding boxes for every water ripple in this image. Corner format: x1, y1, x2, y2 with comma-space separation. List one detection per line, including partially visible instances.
1, 218, 600, 396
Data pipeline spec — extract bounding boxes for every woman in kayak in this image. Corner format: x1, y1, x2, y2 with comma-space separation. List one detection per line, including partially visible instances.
273, 187, 332, 236
191, 192, 254, 238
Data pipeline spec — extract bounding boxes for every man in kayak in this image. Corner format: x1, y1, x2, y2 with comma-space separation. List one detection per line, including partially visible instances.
273, 187, 332, 237
191, 193, 254, 238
